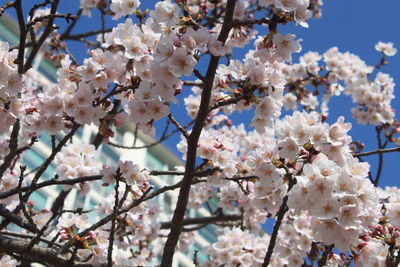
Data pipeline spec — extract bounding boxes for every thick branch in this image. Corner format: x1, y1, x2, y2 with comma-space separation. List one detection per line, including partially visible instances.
160, 1, 237, 266
0, 1, 14, 17
0, 205, 38, 233
14, 0, 26, 73
0, 236, 90, 267
161, 214, 242, 229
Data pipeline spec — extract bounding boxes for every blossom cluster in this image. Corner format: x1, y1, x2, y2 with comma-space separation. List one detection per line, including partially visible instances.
54, 141, 100, 194
280, 45, 397, 125
205, 227, 270, 266
94, 194, 161, 265
101, 160, 150, 192
179, 110, 385, 262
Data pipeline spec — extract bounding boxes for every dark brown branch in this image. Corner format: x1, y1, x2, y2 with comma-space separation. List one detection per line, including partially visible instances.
76, 178, 206, 239
17, 166, 37, 233
0, 119, 20, 178
0, 205, 38, 233
107, 174, 120, 267
317, 244, 334, 267
160, 1, 237, 266
0, 175, 101, 200
60, 9, 82, 39
14, 0, 26, 73
353, 146, 400, 157
0, 231, 58, 247
183, 80, 203, 86
209, 95, 246, 111
374, 127, 384, 186
0, 1, 14, 17
193, 68, 205, 81
27, 13, 78, 28
161, 214, 242, 229
262, 177, 296, 267
0, 169, 192, 200
232, 17, 271, 27
28, 0, 52, 19
225, 175, 259, 182
60, 28, 113, 41
23, 0, 60, 73
0, 236, 91, 267
167, 114, 189, 139
107, 119, 195, 149
31, 124, 79, 187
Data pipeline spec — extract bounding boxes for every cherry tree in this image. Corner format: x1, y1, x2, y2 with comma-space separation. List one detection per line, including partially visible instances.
0, 0, 399, 266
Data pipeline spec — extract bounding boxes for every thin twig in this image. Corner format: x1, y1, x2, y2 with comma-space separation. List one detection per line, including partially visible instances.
0, 174, 101, 200
160, 214, 241, 229
374, 127, 384, 186
0, 119, 20, 177
107, 174, 120, 267
262, 177, 296, 267
353, 146, 400, 157
0, 1, 14, 17
108, 120, 195, 149
60, 9, 82, 39
23, 0, 61, 73
60, 28, 113, 41
168, 114, 189, 139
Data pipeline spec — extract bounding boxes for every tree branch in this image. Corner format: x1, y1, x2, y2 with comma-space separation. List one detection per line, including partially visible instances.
0, 119, 20, 178
352, 146, 400, 157
0, 205, 38, 233
262, 177, 296, 267
0, 236, 91, 267
23, 0, 60, 73
167, 114, 189, 139
160, 1, 237, 265
161, 214, 242, 229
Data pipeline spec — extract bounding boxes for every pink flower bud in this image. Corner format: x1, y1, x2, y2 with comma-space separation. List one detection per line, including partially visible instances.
86, 230, 97, 241
357, 242, 367, 249
393, 229, 400, 239
172, 36, 181, 47
25, 106, 37, 115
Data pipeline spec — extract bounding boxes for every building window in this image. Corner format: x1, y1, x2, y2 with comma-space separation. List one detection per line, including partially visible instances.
24, 149, 55, 181
146, 151, 164, 170
100, 145, 120, 165
30, 191, 48, 210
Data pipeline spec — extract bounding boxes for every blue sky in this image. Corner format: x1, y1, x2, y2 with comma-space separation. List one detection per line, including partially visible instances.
286, 0, 400, 189
9, 0, 400, 188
